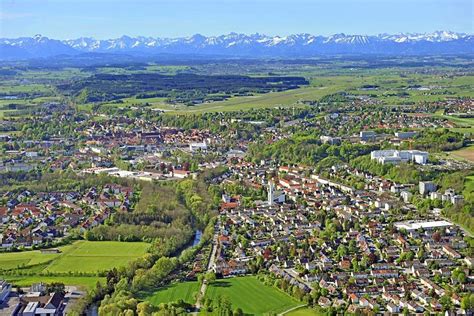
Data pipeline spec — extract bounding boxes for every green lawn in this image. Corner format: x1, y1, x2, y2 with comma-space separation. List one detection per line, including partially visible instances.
144, 281, 200, 306
205, 276, 300, 315
0, 240, 149, 288
286, 307, 322, 316
43, 241, 149, 273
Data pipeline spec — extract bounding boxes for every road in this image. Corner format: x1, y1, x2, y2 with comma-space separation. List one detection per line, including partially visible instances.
195, 219, 220, 310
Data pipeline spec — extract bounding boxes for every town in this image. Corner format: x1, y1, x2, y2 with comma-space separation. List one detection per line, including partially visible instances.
0, 53, 473, 315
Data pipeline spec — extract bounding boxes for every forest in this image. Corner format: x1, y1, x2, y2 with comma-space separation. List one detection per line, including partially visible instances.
57, 73, 308, 103
246, 133, 378, 166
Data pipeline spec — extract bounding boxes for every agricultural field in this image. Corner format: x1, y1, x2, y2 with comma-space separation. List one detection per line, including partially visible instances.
144, 281, 200, 306
204, 276, 300, 315
448, 145, 474, 163
109, 73, 474, 114
0, 240, 149, 288
1, 62, 473, 116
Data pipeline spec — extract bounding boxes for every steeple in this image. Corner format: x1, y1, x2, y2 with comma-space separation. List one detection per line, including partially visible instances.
268, 180, 274, 205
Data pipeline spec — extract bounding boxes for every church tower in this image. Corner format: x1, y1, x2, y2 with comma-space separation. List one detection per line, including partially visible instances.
268, 180, 274, 205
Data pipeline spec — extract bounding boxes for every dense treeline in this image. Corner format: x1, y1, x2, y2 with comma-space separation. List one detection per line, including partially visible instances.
18, 112, 84, 140
349, 155, 432, 184
58, 73, 308, 103
247, 134, 377, 166
85, 225, 192, 243
401, 129, 466, 152
84, 181, 194, 242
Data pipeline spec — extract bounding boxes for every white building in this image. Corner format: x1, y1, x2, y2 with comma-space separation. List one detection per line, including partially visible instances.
267, 181, 285, 205
320, 136, 342, 145
400, 191, 412, 203
371, 150, 428, 165
419, 181, 437, 195
189, 142, 207, 152
394, 220, 452, 231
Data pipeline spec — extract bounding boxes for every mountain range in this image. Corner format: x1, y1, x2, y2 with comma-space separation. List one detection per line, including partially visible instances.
1, 31, 473, 60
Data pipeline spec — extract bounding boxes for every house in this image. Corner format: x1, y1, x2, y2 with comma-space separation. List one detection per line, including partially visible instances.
0, 207, 9, 223
173, 169, 191, 179
400, 191, 412, 203
320, 136, 342, 145
442, 245, 461, 259
17, 292, 65, 316
318, 296, 332, 308
387, 303, 400, 313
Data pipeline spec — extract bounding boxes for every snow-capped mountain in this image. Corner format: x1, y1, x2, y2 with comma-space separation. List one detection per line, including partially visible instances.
0, 31, 472, 60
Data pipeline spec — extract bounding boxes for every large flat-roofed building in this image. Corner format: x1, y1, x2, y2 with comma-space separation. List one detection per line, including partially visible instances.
189, 142, 207, 152
394, 220, 452, 231
360, 131, 377, 141
395, 131, 418, 139
419, 181, 437, 195
371, 150, 428, 165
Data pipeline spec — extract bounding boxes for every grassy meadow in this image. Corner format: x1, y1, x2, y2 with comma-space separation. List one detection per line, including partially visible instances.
204, 276, 300, 315
0, 240, 149, 288
1, 63, 473, 116
144, 281, 200, 306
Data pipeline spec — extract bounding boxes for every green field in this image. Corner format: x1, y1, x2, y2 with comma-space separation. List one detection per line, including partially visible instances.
448, 145, 474, 163
144, 281, 200, 306
0, 240, 149, 288
205, 276, 300, 315
432, 111, 474, 135
1, 64, 473, 116
286, 307, 321, 316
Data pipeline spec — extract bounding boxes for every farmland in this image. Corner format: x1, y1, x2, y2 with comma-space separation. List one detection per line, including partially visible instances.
1, 57, 473, 117
448, 145, 474, 163
0, 240, 149, 288
204, 276, 300, 315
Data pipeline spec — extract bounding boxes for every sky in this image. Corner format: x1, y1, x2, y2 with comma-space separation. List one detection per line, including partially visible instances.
0, 0, 472, 39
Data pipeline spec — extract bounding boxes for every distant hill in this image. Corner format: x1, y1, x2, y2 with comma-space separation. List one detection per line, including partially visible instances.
1, 31, 473, 60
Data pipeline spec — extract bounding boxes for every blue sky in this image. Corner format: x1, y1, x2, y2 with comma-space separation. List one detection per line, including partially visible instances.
0, 0, 472, 39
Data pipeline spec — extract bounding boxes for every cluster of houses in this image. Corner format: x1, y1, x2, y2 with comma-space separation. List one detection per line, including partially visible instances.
317, 110, 453, 139
419, 181, 465, 205
210, 162, 472, 314
0, 280, 69, 316
0, 184, 134, 248
79, 118, 221, 157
